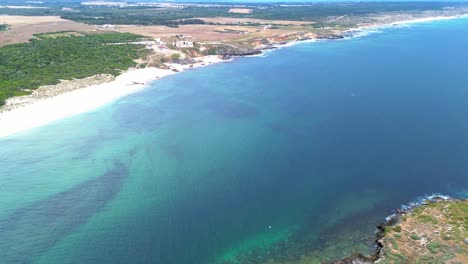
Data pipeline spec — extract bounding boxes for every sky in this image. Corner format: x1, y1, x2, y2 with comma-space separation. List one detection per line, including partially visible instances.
150, 0, 468, 3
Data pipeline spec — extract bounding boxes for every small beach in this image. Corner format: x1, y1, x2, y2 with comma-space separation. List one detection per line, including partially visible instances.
0, 55, 224, 138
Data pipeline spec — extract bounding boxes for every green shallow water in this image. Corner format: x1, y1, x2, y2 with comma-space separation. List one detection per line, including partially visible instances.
1, 17, 468, 264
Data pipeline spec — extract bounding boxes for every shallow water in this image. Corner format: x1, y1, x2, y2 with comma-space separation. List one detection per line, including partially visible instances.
1, 18, 468, 264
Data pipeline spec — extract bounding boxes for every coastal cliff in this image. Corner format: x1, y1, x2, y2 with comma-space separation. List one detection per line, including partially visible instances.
332, 196, 468, 264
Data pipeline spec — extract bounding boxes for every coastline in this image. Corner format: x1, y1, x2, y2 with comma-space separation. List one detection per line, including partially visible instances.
0, 67, 171, 138
331, 195, 467, 264
1, 14, 467, 139
0, 55, 225, 139
346, 14, 468, 37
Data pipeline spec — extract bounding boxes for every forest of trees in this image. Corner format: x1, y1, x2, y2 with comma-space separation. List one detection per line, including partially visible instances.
3, 2, 465, 26
0, 33, 147, 106
60, 3, 461, 25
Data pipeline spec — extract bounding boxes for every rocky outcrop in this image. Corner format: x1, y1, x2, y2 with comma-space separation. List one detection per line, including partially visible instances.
219, 48, 262, 58
316, 34, 345, 40
330, 253, 374, 264
331, 195, 466, 264
204, 44, 262, 58
220, 49, 262, 58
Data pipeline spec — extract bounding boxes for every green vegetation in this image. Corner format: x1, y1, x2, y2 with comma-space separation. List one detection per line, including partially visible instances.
389, 237, 399, 250
60, 6, 221, 26
384, 252, 407, 264
1, 2, 467, 26
393, 226, 402, 233
415, 255, 444, 264
417, 214, 438, 224
60, 3, 468, 25
34, 31, 84, 39
0, 33, 147, 106
441, 233, 452, 240
170, 54, 181, 60
412, 206, 423, 215
427, 242, 443, 254
410, 234, 421, 240
426, 242, 456, 261
0, 24, 8, 31
384, 226, 393, 235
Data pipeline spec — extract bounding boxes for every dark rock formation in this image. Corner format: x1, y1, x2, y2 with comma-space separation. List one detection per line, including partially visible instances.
316, 34, 345, 40
220, 49, 262, 58
206, 44, 262, 58
330, 253, 374, 264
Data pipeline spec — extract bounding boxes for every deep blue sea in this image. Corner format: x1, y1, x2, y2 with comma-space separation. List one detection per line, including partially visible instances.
1, 17, 468, 264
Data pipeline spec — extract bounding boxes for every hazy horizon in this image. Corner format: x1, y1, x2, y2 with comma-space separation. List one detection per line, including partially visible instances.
3, 0, 468, 3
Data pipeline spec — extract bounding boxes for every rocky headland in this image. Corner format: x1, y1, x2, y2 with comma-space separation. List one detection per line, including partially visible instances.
332, 196, 468, 264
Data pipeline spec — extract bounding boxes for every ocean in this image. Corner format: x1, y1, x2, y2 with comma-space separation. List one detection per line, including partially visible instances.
1, 17, 468, 264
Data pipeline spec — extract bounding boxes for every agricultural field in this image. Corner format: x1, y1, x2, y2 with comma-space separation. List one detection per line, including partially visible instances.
0, 16, 96, 46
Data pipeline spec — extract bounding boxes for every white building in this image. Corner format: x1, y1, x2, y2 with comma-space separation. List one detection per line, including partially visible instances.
174, 40, 194, 48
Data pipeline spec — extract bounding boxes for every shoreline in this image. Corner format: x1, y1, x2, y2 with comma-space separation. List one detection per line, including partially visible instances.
346, 14, 468, 37
0, 55, 225, 139
332, 194, 467, 264
0, 67, 173, 138
1, 14, 467, 139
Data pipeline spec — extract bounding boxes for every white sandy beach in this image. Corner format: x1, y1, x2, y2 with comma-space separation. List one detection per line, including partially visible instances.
0, 14, 467, 139
0, 67, 174, 138
0, 55, 225, 139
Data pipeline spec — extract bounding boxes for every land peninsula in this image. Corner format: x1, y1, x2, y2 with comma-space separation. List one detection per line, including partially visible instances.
333, 196, 468, 264
1, 1, 468, 138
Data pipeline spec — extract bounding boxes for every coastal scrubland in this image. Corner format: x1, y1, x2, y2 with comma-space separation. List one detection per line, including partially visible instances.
0, 32, 147, 106
378, 200, 468, 264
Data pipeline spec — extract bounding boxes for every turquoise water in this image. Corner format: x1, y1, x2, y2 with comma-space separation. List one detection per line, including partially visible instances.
1, 18, 468, 264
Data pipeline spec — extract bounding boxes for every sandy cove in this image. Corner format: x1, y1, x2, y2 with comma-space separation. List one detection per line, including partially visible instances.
0, 55, 224, 138
0, 68, 173, 138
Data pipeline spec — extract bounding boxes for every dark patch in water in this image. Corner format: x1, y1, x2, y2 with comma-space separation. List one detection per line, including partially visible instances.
160, 88, 257, 119
266, 122, 289, 134
157, 87, 219, 112
164, 143, 186, 161
113, 103, 165, 131
68, 130, 118, 160
0, 161, 127, 263
205, 100, 257, 119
